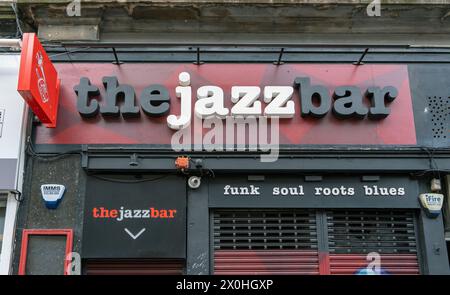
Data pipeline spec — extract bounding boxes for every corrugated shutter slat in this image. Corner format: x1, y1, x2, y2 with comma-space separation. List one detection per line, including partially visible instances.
213, 210, 319, 275
327, 210, 420, 275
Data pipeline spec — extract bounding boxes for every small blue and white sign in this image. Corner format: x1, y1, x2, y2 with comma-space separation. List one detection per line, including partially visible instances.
41, 184, 66, 209
419, 193, 444, 218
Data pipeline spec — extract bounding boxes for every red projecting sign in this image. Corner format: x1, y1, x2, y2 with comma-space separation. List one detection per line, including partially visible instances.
17, 33, 60, 128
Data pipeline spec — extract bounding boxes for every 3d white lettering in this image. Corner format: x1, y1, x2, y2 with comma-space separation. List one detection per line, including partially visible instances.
195, 86, 229, 119
231, 86, 261, 117
167, 72, 192, 130
263, 86, 295, 118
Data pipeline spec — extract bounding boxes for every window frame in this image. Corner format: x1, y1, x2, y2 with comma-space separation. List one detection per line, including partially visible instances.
0, 194, 7, 252
18, 229, 74, 275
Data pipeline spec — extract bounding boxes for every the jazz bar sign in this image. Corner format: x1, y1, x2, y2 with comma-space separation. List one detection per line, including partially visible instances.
76, 72, 398, 128
34, 64, 416, 145
17, 33, 60, 128
82, 175, 186, 259
209, 176, 420, 209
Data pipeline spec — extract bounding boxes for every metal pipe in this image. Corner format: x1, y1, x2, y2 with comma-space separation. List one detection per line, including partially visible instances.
112, 47, 123, 65
354, 48, 369, 65
59, 41, 411, 49
0, 39, 21, 48
274, 47, 285, 65
193, 47, 203, 65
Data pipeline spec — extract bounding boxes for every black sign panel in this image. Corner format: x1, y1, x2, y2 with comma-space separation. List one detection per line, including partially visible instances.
82, 175, 186, 259
209, 176, 419, 209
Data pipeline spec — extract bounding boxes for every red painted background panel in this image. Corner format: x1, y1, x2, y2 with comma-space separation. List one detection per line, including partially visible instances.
34, 63, 416, 145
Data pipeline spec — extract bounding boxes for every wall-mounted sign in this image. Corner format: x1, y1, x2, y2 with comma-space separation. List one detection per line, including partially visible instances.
0, 55, 27, 192
75, 73, 398, 125
82, 175, 186, 259
17, 33, 60, 128
209, 176, 419, 208
34, 64, 416, 146
40, 184, 66, 209
419, 193, 444, 218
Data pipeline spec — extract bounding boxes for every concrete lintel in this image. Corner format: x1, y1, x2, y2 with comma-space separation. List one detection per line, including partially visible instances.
38, 24, 99, 41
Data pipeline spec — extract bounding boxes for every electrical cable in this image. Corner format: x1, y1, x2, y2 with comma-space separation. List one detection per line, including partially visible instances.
26, 139, 179, 183
13, 190, 23, 202
47, 46, 92, 58
10, 3, 23, 38
23, 137, 449, 177
188, 157, 215, 178
87, 173, 175, 184
26, 137, 81, 161
410, 146, 449, 177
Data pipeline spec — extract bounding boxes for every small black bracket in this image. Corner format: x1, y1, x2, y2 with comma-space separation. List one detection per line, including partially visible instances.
129, 153, 139, 167
10, 190, 23, 202
273, 47, 285, 65
193, 47, 204, 65
305, 175, 323, 182
353, 48, 369, 66
81, 144, 89, 169
362, 175, 380, 182
112, 47, 123, 65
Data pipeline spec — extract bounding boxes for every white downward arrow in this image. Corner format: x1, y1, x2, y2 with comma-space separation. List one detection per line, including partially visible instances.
124, 228, 146, 240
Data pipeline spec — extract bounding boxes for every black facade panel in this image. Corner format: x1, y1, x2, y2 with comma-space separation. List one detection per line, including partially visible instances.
408, 64, 450, 148
208, 175, 420, 209
82, 174, 187, 259
12, 155, 86, 274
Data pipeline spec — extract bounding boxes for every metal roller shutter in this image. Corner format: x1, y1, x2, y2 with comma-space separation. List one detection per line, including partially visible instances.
85, 259, 185, 275
327, 210, 420, 275
213, 210, 319, 275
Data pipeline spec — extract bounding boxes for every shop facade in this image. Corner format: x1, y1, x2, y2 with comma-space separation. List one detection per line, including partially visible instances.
10, 44, 450, 275
0, 54, 28, 275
